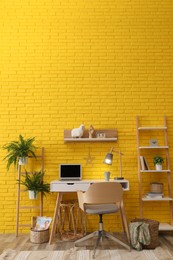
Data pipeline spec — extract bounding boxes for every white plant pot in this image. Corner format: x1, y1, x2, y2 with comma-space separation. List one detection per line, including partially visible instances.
18, 157, 28, 165
155, 164, 162, 171
29, 190, 38, 200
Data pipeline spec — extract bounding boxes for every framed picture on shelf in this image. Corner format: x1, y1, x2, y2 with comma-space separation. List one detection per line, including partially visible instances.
149, 139, 158, 146
96, 132, 106, 138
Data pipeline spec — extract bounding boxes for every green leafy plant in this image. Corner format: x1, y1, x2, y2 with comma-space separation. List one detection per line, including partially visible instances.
2, 135, 37, 170
153, 156, 164, 165
18, 171, 50, 197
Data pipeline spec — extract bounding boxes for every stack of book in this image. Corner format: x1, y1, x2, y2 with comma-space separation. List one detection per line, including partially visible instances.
145, 192, 164, 199
140, 156, 150, 170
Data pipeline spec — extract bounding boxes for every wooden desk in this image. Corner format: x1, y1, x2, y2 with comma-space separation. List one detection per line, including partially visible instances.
49, 179, 129, 244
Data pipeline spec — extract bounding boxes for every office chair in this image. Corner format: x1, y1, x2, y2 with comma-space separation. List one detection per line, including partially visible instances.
75, 182, 130, 258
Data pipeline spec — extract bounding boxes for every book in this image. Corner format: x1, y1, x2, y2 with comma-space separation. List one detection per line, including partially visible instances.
145, 192, 164, 199
140, 156, 145, 170
140, 156, 150, 170
145, 195, 163, 199
143, 157, 150, 170
34, 216, 52, 231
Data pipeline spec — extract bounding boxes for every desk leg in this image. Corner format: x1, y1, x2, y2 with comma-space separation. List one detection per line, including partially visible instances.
120, 200, 130, 244
49, 192, 62, 244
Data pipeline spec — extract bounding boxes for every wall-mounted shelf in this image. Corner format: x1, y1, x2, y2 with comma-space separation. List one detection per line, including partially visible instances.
64, 129, 118, 143
140, 170, 171, 173
159, 223, 173, 231
139, 146, 169, 149
138, 127, 167, 130
142, 197, 173, 201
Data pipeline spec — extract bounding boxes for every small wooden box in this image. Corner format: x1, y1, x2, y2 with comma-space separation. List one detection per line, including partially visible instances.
150, 182, 163, 193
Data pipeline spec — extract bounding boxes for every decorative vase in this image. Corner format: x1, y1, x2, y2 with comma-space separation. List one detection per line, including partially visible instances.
19, 157, 28, 165
155, 164, 162, 171
104, 171, 110, 181
29, 190, 38, 200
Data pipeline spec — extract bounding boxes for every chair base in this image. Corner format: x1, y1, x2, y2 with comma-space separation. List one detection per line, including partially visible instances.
75, 230, 131, 258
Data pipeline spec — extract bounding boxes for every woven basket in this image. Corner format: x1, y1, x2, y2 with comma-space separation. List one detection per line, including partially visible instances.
131, 218, 160, 249
30, 228, 49, 244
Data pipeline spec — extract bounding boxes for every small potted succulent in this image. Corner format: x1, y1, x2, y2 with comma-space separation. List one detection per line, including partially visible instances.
153, 156, 164, 171
18, 171, 50, 199
2, 135, 37, 171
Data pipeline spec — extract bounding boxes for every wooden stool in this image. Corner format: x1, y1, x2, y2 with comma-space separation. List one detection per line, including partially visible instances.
58, 200, 86, 240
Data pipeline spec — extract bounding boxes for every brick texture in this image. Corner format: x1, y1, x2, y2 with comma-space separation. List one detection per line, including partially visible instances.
0, 0, 173, 233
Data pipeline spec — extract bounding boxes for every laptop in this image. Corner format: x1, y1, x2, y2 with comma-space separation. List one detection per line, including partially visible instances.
59, 164, 82, 181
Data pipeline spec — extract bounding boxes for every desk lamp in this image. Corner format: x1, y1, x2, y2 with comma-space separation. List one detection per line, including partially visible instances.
104, 147, 124, 180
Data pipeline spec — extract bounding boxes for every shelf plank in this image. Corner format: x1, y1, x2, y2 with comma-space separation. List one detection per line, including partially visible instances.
140, 170, 171, 173
159, 223, 173, 231
139, 146, 169, 149
64, 129, 118, 142
64, 137, 117, 142
138, 127, 167, 130
142, 197, 173, 201
18, 224, 31, 227
19, 206, 41, 209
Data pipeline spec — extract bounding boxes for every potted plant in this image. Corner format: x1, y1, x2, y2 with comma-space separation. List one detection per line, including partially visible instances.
2, 135, 37, 170
18, 171, 50, 199
153, 156, 164, 171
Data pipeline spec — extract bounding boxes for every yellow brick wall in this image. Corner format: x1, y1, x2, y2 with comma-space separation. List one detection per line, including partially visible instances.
0, 0, 173, 233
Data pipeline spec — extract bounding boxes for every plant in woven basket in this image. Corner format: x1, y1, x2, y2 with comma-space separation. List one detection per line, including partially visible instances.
18, 171, 50, 199
2, 135, 37, 171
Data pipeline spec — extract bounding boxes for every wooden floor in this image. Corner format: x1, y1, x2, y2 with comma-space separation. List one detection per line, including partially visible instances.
0, 232, 173, 254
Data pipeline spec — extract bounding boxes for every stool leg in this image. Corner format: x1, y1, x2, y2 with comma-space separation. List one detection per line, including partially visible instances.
61, 206, 66, 231
67, 206, 71, 232
57, 207, 63, 239
70, 205, 76, 237
75, 203, 86, 236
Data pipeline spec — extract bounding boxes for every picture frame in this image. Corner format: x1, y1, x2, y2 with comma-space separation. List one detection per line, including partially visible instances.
96, 132, 106, 138
149, 139, 158, 146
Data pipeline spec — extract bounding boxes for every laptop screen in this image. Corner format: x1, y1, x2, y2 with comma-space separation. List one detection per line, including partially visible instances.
59, 164, 82, 180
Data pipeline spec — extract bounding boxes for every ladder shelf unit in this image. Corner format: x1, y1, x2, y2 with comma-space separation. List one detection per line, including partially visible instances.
16, 147, 44, 236
136, 116, 173, 231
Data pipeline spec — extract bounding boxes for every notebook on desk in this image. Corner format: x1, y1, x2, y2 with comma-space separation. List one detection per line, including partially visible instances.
59, 164, 82, 181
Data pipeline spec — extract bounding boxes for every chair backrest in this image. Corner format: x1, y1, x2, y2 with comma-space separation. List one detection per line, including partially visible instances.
77, 182, 123, 210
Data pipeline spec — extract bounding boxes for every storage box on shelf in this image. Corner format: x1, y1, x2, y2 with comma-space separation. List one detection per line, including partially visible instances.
64, 129, 117, 142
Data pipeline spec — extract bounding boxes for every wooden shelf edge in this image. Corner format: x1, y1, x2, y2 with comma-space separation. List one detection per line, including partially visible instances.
64, 137, 117, 142
64, 128, 118, 142
142, 197, 173, 201
140, 170, 171, 173
139, 146, 169, 149
159, 223, 173, 231
19, 206, 41, 209
138, 127, 167, 130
